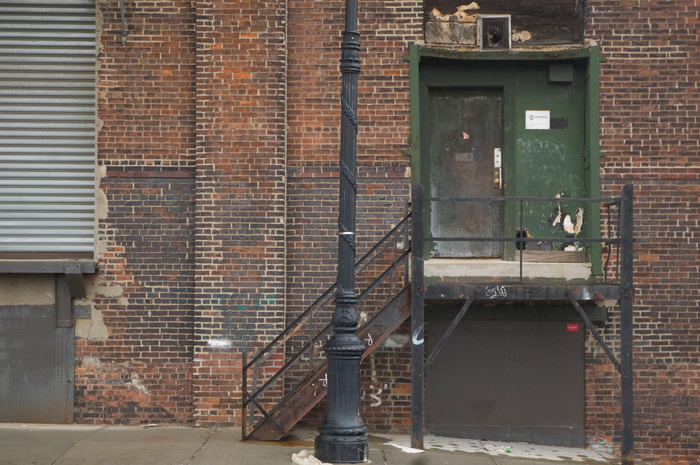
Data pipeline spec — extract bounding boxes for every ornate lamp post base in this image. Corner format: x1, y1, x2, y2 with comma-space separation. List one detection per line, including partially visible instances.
315, 332, 369, 463
315, 432, 369, 463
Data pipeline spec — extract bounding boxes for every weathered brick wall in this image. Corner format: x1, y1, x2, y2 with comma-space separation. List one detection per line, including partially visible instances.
78, 1, 700, 462
86, 0, 420, 428
192, 0, 288, 425
285, 0, 419, 311
588, 1, 700, 463
74, 0, 197, 424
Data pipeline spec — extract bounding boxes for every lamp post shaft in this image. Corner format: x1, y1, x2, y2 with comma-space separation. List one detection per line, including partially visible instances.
314, 0, 369, 462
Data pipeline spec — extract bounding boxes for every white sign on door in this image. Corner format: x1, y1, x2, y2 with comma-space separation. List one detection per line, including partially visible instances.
525, 110, 550, 130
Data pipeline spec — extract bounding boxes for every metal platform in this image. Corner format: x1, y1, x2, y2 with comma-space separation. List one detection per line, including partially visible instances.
424, 280, 620, 304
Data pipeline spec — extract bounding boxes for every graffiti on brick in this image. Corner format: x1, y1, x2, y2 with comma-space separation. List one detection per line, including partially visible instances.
211, 279, 282, 348
362, 383, 389, 407
312, 373, 328, 398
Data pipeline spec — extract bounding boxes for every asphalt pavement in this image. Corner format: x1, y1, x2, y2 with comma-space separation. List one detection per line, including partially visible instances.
0, 424, 633, 465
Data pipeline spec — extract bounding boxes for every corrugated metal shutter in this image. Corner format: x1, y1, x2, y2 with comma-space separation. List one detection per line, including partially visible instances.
0, 0, 95, 255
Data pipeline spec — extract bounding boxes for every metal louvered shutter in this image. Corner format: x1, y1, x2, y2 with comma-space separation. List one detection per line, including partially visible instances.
0, 0, 95, 256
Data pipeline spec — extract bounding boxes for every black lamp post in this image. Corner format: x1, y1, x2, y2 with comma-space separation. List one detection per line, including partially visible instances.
314, 0, 369, 462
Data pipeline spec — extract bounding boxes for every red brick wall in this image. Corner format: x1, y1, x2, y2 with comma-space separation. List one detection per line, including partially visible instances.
80, 0, 700, 463
191, 0, 288, 426
74, 0, 197, 424
588, 1, 700, 463
285, 0, 420, 313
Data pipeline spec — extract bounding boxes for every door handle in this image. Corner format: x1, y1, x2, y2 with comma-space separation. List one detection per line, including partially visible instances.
494, 148, 502, 189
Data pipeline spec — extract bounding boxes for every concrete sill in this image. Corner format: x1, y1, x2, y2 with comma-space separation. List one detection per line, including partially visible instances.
0, 260, 95, 274
424, 258, 592, 281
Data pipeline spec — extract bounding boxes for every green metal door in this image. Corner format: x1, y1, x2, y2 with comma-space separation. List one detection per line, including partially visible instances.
427, 88, 503, 258
419, 58, 594, 262
512, 62, 587, 248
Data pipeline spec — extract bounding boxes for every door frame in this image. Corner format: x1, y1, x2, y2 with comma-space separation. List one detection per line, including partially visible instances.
407, 45, 602, 272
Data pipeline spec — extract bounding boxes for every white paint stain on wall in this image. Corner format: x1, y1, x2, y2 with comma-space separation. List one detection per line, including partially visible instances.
82, 356, 102, 367
512, 30, 532, 42
130, 373, 151, 396
361, 383, 389, 407
383, 333, 410, 348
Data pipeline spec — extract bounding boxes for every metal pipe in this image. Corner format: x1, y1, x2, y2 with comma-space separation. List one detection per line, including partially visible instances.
241, 349, 247, 439
410, 183, 425, 450
619, 184, 635, 465
519, 200, 524, 282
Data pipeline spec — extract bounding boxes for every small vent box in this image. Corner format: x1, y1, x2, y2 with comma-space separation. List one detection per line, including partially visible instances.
479, 15, 511, 51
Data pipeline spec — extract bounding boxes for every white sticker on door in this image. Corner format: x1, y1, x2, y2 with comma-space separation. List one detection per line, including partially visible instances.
525, 110, 550, 130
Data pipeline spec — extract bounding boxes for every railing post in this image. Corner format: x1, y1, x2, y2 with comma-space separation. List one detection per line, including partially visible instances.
620, 184, 634, 465
242, 348, 247, 439
411, 184, 425, 449
519, 199, 524, 282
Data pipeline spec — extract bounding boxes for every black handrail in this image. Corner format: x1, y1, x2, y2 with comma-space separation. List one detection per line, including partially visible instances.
421, 193, 623, 283
248, 237, 411, 396
428, 237, 619, 243
425, 196, 620, 203
243, 213, 412, 372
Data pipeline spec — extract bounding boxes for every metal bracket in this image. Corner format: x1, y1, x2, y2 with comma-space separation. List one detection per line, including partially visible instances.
56, 264, 89, 327
567, 291, 621, 373
64, 263, 87, 298
424, 290, 477, 369
55, 274, 72, 328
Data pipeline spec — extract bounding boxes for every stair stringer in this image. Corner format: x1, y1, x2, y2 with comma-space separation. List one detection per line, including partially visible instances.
245, 285, 411, 441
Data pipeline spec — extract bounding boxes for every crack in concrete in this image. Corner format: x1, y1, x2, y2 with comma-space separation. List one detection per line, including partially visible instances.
186, 428, 216, 465
50, 426, 107, 465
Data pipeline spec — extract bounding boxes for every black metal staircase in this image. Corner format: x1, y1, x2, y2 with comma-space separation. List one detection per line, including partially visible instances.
242, 184, 634, 464
242, 214, 412, 441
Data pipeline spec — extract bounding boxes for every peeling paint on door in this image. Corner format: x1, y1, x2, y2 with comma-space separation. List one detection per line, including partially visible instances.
428, 88, 504, 258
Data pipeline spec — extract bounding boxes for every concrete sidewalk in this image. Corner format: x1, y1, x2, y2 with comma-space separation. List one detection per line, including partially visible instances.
0, 424, 626, 465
